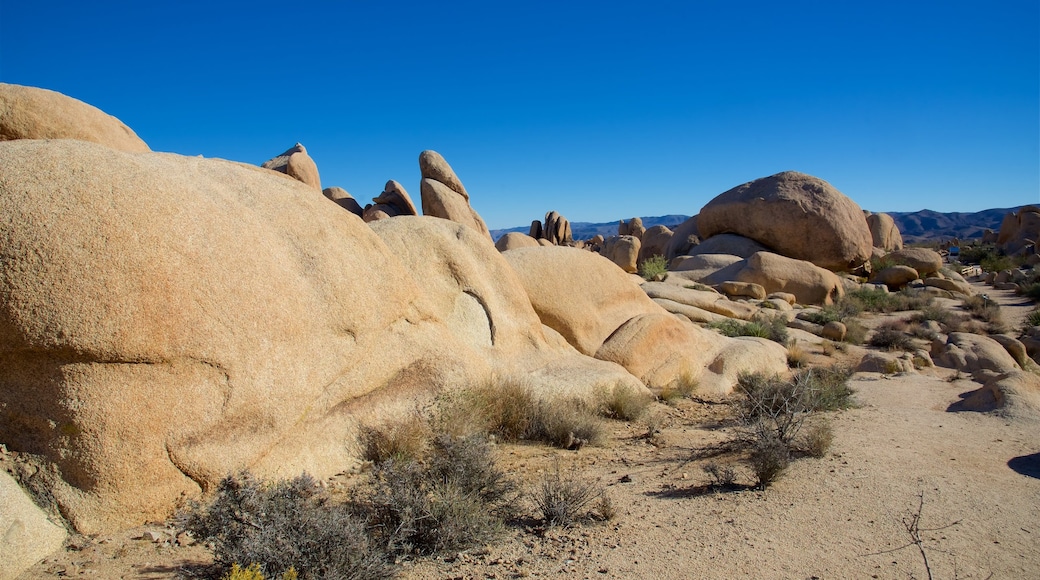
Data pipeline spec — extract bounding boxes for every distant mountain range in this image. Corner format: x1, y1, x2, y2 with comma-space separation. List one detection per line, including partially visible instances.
490, 207, 1027, 244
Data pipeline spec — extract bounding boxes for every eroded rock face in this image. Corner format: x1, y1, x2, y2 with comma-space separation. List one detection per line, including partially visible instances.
322, 187, 364, 217
887, 248, 942, 277
418, 150, 491, 240
0, 140, 642, 535
0, 471, 67, 580
698, 171, 873, 271
261, 143, 321, 190
638, 225, 674, 265
495, 232, 541, 252
664, 215, 700, 260
996, 206, 1040, 256
600, 236, 641, 273
0, 83, 150, 153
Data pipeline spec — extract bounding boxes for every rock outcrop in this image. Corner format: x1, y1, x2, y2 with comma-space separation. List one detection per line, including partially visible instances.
886, 248, 943, 277
600, 235, 641, 273
698, 171, 873, 271
419, 150, 491, 240
495, 232, 541, 252
865, 212, 904, 251
0, 471, 67, 580
0, 83, 150, 153
261, 143, 321, 190
734, 252, 845, 305
637, 225, 673, 265
363, 179, 418, 222
322, 187, 364, 217
996, 205, 1040, 256
0, 139, 642, 534
663, 215, 700, 260
529, 211, 573, 245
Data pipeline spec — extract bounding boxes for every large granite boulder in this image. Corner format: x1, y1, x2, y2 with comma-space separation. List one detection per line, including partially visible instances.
0, 471, 67, 580
600, 235, 641, 273
996, 206, 1040, 256
865, 211, 903, 251
363, 179, 418, 222
638, 225, 673, 265
419, 150, 491, 240
0, 83, 149, 153
495, 232, 541, 252
688, 233, 770, 259
322, 187, 364, 217
0, 139, 640, 534
734, 252, 845, 305
886, 248, 943, 277
698, 171, 873, 271
664, 215, 700, 260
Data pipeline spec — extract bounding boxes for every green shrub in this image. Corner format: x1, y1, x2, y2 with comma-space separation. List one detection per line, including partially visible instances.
911, 305, 953, 326
847, 288, 934, 314
222, 563, 297, 580
182, 473, 392, 580
531, 461, 604, 527
708, 316, 789, 345
1022, 282, 1040, 302
981, 254, 1015, 273
961, 294, 1006, 333
639, 255, 668, 280
1025, 307, 1040, 328
368, 434, 517, 555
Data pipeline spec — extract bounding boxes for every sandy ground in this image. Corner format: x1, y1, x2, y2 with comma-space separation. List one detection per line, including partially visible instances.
17, 282, 1040, 580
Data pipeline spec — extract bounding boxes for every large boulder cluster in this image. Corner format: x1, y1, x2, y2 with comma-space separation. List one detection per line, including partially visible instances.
0, 84, 789, 558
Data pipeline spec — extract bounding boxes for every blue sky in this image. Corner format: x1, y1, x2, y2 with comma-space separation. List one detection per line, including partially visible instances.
2, 1, 1037, 229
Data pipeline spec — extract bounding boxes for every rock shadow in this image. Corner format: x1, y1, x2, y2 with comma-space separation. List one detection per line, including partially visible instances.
1008, 452, 1040, 479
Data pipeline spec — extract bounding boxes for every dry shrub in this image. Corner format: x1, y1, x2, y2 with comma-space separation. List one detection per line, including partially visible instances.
182, 473, 392, 580
530, 397, 605, 449
749, 432, 790, 488
703, 462, 738, 488
531, 461, 604, 527
221, 563, 297, 580
801, 419, 834, 458
367, 434, 517, 555
961, 295, 1007, 333
787, 344, 808, 368
357, 414, 431, 464
598, 382, 654, 421
659, 369, 698, 404
868, 320, 915, 351
843, 319, 868, 345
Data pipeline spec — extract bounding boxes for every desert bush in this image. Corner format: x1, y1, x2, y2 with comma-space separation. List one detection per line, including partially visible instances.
847, 288, 934, 313
593, 492, 617, 521
708, 316, 789, 344
357, 414, 431, 465
801, 419, 834, 458
703, 462, 738, 488
868, 320, 915, 351
748, 432, 790, 488
786, 344, 808, 368
598, 382, 653, 421
182, 473, 392, 580
870, 255, 899, 272
639, 254, 668, 280
1025, 307, 1040, 328
1023, 282, 1040, 302
961, 294, 1007, 333
368, 434, 517, 555
911, 304, 953, 326
981, 254, 1015, 273
530, 398, 605, 449
531, 461, 604, 527
222, 563, 297, 580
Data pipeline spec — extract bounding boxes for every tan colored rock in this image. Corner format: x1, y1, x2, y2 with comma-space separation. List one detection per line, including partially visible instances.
0, 471, 67, 580
643, 282, 757, 320
698, 171, 873, 271
923, 277, 973, 296
638, 225, 673, 265
689, 234, 770, 259
932, 332, 1021, 377
419, 151, 491, 240
857, 352, 914, 374
365, 180, 418, 220
601, 235, 641, 273
0, 139, 640, 534
767, 292, 797, 305
866, 212, 903, 251
495, 232, 541, 252
822, 321, 847, 342
734, 252, 845, 305
651, 298, 727, 324
261, 143, 321, 190
671, 254, 745, 284
0, 83, 149, 152
664, 215, 700, 260
620, 217, 645, 240
996, 206, 1040, 255
322, 187, 363, 217
717, 281, 767, 300
951, 370, 1040, 419
886, 248, 942, 276
869, 265, 919, 290
537, 211, 573, 245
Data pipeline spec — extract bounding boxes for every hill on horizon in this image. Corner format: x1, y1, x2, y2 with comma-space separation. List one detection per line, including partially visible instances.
490, 207, 1027, 244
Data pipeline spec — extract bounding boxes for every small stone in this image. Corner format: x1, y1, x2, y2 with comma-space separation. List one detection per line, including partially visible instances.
176, 531, 194, 547
142, 530, 163, 543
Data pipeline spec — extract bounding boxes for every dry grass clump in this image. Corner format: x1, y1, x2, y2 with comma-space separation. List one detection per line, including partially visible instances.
787, 344, 809, 368
531, 460, 606, 527
221, 563, 298, 580
847, 288, 934, 313
659, 369, 698, 404
1025, 307, 1040, 328
960, 294, 1007, 333
800, 419, 835, 458
357, 414, 431, 464
598, 382, 654, 421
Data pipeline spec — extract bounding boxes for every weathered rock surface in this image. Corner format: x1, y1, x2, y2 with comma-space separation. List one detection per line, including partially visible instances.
0, 471, 67, 580
670, 254, 745, 284
717, 281, 766, 300
322, 187, 364, 217
688, 234, 770, 259
866, 212, 903, 251
0, 139, 640, 535
663, 215, 700, 260
0, 83, 149, 153
951, 370, 1040, 420
261, 143, 321, 190
869, 265, 920, 290
698, 171, 873, 271
619, 217, 645, 240
932, 332, 1021, 377
735, 252, 845, 305
638, 225, 673, 265
418, 150, 491, 240
996, 205, 1040, 255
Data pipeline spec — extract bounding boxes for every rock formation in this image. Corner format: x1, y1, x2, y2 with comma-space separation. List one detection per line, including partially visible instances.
363, 180, 418, 222
996, 205, 1040, 256
0, 83, 150, 153
528, 211, 573, 245
495, 232, 541, 252
664, 215, 700, 260
261, 143, 321, 190
698, 171, 873, 271
619, 217, 646, 240
637, 225, 674, 265
322, 187, 364, 217
600, 235, 641, 273
418, 150, 491, 240
865, 211, 904, 251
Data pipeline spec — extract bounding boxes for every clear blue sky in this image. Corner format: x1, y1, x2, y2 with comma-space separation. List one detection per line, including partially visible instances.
2, 1, 1037, 229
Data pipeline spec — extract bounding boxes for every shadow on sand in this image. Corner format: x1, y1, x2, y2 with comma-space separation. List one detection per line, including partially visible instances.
1008, 452, 1040, 479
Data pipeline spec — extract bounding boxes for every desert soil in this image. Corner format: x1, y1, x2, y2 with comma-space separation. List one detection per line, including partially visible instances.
17, 282, 1040, 580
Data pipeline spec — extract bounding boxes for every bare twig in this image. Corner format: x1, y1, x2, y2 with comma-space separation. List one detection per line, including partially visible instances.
863, 491, 961, 580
